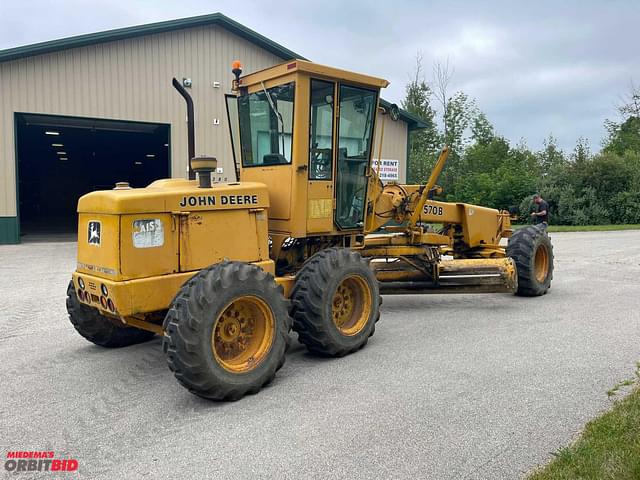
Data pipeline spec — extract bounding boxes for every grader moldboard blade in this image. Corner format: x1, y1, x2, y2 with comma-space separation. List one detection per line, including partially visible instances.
374, 257, 518, 295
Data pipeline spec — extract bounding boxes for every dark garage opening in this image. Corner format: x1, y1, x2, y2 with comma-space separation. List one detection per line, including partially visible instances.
16, 113, 170, 238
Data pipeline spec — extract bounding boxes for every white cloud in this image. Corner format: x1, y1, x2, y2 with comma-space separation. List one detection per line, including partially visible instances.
426, 23, 512, 62
0, 0, 638, 151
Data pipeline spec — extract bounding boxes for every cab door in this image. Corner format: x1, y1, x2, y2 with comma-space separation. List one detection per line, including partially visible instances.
307, 79, 336, 233
334, 84, 378, 230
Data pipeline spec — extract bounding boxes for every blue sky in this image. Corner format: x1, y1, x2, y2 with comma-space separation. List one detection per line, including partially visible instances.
1, 0, 638, 152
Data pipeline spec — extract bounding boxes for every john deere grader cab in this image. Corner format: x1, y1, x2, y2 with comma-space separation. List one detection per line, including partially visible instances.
67, 60, 553, 400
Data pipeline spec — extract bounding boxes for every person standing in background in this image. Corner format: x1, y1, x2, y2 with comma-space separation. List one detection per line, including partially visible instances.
531, 194, 549, 228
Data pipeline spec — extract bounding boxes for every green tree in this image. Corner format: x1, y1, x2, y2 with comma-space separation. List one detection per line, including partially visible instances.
403, 53, 440, 183
443, 92, 475, 155
604, 116, 640, 155
603, 81, 640, 155
439, 92, 476, 196
457, 136, 537, 210
400, 60, 640, 227
538, 135, 565, 172
571, 137, 591, 166
471, 112, 495, 146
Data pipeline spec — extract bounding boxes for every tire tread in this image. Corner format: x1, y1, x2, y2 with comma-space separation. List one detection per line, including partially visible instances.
507, 225, 554, 296
290, 248, 380, 357
162, 261, 291, 401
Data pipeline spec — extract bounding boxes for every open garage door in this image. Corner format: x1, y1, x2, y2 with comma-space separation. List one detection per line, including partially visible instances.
15, 113, 170, 238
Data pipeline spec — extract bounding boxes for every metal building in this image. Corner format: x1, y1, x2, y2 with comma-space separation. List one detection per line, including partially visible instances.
0, 13, 426, 243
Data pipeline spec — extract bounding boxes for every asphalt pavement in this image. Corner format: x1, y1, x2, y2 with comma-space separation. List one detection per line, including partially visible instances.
1, 231, 639, 479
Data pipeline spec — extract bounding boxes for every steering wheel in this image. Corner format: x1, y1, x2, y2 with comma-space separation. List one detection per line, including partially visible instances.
311, 147, 332, 179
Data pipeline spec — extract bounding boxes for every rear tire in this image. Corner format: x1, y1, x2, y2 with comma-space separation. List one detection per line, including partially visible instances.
507, 225, 554, 296
66, 281, 155, 347
162, 261, 291, 401
291, 248, 380, 357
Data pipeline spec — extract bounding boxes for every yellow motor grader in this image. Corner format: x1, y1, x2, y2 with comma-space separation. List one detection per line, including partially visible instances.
67, 59, 553, 400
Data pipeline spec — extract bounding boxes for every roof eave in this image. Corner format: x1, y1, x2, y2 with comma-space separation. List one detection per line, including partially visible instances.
0, 13, 429, 133
0, 12, 305, 63
379, 98, 429, 130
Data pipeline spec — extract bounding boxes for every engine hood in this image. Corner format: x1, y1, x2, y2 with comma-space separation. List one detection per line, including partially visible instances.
77, 179, 270, 214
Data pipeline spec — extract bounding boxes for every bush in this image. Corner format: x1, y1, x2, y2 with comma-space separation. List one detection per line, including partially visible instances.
404, 82, 640, 226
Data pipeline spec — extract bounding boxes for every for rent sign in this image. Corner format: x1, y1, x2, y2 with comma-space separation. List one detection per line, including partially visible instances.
371, 159, 400, 182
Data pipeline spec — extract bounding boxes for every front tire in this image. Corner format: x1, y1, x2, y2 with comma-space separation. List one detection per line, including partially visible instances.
162, 261, 291, 401
507, 225, 554, 296
291, 248, 380, 357
66, 281, 155, 347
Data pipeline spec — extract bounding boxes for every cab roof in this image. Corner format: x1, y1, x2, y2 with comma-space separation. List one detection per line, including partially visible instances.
238, 59, 390, 89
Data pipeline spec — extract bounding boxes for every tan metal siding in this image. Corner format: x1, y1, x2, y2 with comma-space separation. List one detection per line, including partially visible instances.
0, 25, 282, 216
372, 113, 408, 183
0, 27, 410, 217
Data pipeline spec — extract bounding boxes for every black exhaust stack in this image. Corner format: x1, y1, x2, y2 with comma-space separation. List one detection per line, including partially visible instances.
172, 78, 196, 180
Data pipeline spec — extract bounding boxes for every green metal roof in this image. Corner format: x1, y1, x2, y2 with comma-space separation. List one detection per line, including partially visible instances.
0, 12, 425, 129
0, 12, 305, 63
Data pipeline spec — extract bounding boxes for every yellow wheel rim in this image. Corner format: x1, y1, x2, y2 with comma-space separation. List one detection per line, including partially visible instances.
534, 245, 549, 283
332, 275, 372, 336
211, 296, 274, 373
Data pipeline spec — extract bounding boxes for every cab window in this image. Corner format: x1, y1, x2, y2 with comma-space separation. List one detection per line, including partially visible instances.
309, 79, 335, 180
238, 82, 295, 167
335, 84, 377, 229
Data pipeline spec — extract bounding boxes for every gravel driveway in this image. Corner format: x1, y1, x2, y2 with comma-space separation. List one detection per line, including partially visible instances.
1, 231, 639, 479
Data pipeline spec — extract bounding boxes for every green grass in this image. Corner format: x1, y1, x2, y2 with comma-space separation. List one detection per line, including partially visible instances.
529, 368, 640, 480
514, 224, 640, 232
